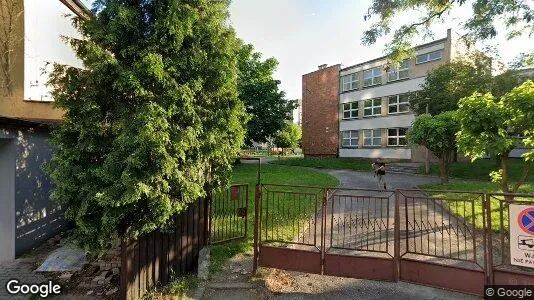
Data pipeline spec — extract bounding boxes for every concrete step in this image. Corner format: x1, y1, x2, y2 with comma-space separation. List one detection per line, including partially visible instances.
387, 165, 421, 174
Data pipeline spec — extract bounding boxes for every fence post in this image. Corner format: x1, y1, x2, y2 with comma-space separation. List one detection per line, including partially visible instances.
253, 183, 261, 273
257, 158, 261, 185
320, 188, 327, 275
120, 235, 127, 300
484, 193, 494, 285
394, 190, 400, 282
205, 192, 211, 246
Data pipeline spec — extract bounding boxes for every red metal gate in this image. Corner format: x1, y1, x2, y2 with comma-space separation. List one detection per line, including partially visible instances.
252, 184, 534, 296
209, 184, 249, 244
397, 189, 486, 295
323, 188, 396, 281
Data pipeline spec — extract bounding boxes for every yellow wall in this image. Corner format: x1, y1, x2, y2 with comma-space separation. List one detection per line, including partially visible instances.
0, 0, 87, 122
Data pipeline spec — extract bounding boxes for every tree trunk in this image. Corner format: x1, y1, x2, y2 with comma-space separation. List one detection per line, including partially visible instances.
439, 156, 449, 184
500, 155, 514, 201
500, 155, 510, 193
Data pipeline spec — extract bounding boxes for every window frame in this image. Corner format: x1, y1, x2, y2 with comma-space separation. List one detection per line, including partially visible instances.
388, 94, 410, 114
388, 60, 410, 82
363, 67, 382, 87
363, 98, 382, 117
341, 130, 359, 148
416, 50, 443, 64
387, 128, 408, 147
342, 101, 358, 120
340, 73, 359, 92
363, 129, 382, 147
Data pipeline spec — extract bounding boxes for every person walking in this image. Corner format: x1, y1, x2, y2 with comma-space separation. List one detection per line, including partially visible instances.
372, 160, 387, 191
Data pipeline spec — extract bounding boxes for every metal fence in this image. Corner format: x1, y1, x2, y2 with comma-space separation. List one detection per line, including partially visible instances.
253, 184, 534, 296
209, 184, 249, 244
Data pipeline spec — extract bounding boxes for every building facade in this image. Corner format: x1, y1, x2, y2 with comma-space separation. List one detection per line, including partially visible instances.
302, 29, 465, 161
0, 0, 89, 263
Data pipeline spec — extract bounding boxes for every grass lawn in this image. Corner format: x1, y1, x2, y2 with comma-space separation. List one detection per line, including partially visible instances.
424, 158, 532, 182
419, 181, 534, 232
270, 157, 374, 171
209, 163, 339, 273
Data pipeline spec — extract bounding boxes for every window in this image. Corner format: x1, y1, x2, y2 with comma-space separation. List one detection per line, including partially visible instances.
363, 98, 382, 117
341, 130, 358, 148
388, 128, 408, 146
340, 73, 359, 92
342, 102, 358, 119
388, 60, 410, 81
363, 67, 382, 87
416, 50, 443, 64
388, 94, 410, 114
363, 129, 382, 146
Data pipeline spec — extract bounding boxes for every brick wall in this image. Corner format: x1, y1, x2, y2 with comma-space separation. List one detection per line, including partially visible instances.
302, 65, 340, 157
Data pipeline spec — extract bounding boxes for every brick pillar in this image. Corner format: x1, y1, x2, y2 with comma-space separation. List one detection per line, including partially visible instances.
302, 65, 341, 157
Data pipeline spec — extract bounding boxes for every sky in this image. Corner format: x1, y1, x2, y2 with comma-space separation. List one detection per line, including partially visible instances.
80, 0, 533, 100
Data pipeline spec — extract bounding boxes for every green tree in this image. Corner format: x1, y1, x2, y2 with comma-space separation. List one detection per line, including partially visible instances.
492, 69, 534, 98
274, 122, 302, 153
510, 52, 534, 69
409, 53, 492, 115
408, 112, 459, 183
457, 81, 534, 194
362, 0, 534, 62
47, 0, 247, 252
236, 43, 296, 145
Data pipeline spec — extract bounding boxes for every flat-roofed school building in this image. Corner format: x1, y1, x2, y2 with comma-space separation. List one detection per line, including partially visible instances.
302, 29, 467, 161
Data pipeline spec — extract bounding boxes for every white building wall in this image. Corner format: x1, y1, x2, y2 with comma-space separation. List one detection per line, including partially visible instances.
24, 0, 84, 101
339, 148, 411, 159
340, 42, 445, 76
415, 43, 446, 56
340, 114, 415, 131
340, 77, 425, 103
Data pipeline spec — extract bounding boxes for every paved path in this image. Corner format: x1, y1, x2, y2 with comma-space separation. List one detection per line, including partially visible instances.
321, 168, 439, 190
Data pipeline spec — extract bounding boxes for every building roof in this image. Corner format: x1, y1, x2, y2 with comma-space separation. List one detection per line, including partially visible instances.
59, 0, 91, 19
339, 37, 447, 72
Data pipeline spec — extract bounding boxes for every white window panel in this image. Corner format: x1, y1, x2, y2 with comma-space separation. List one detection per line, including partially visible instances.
388, 60, 410, 81
341, 130, 359, 148
341, 73, 359, 92
388, 94, 410, 114
363, 98, 382, 117
342, 102, 358, 119
387, 128, 408, 146
363, 67, 382, 87
416, 50, 443, 64
363, 129, 382, 146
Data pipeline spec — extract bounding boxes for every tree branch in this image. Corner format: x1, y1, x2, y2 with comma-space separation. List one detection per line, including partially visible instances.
394, 3, 453, 42
512, 162, 533, 193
